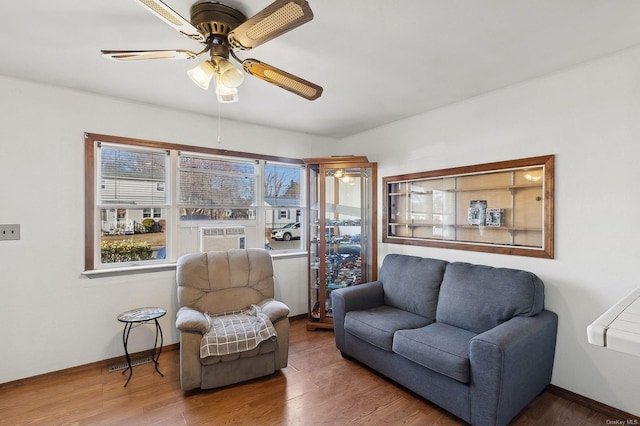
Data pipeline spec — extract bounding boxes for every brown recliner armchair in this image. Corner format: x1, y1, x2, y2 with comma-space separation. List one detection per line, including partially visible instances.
175, 249, 290, 391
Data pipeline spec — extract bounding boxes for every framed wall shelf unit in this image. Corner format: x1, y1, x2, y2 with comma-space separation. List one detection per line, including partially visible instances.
383, 155, 554, 258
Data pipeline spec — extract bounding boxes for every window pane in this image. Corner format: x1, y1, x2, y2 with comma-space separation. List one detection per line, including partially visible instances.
179, 155, 257, 215
100, 146, 167, 204
100, 208, 167, 264
180, 156, 255, 174
264, 163, 302, 207
264, 163, 304, 251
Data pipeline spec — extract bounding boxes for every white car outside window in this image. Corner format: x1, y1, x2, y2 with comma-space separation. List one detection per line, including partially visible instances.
271, 222, 301, 241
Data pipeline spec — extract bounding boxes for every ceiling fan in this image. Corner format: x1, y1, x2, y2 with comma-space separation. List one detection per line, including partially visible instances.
101, 0, 323, 103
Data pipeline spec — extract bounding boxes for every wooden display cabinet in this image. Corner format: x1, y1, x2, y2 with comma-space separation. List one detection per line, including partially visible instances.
304, 156, 377, 330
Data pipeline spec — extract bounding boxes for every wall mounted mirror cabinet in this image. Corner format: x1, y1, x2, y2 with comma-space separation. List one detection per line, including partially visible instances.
383, 155, 554, 258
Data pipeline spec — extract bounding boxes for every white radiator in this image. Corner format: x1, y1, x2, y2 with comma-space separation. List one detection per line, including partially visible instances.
199, 226, 246, 252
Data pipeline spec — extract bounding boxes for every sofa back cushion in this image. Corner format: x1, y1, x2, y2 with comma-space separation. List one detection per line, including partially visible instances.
380, 254, 448, 320
436, 262, 545, 334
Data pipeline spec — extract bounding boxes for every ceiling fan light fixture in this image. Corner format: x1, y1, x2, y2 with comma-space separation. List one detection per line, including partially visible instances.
187, 60, 216, 90
214, 73, 239, 103
213, 56, 245, 88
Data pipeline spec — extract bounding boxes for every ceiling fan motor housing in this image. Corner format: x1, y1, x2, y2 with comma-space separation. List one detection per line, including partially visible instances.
190, 2, 247, 38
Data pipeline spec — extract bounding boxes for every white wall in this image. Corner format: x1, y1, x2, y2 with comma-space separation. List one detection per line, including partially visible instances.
341, 46, 640, 416
0, 76, 336, 384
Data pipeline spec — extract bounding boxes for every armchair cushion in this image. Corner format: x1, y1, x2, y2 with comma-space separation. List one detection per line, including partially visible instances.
200, 339, 277, 365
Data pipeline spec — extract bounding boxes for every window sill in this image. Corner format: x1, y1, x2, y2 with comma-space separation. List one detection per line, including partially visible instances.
82, 263, 176, 278
82, 251, 308, 278
270, 250, 308, 260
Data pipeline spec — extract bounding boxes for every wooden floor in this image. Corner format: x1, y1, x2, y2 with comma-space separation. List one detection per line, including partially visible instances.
0, 318, 615, 425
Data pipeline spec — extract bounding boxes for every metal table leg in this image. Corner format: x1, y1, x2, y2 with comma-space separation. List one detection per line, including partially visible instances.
121, 322, 134, 387
152, 318, 164, 377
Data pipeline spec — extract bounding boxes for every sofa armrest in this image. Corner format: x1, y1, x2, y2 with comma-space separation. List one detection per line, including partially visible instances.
469, 310, 558, 426
331, 281, 385, 352
175, 306, 209, 334
258, 298, 290, 323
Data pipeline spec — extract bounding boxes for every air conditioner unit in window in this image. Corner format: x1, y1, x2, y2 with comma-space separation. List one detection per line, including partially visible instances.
199, 226, 246, 252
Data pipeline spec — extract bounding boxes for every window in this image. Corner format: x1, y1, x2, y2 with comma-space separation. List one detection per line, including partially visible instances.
143, 208, 162, 218
84, 133, 305, 272
96, 143, 168, 266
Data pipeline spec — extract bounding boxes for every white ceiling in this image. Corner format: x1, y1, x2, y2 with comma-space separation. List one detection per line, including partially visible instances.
2, 1, 640, 139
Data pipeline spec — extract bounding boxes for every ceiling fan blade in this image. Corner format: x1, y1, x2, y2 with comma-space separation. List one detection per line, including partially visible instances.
101, 49, 198, 61
135, 0, 206, 43
228, 0, 313, 50
242, 59, 322, 100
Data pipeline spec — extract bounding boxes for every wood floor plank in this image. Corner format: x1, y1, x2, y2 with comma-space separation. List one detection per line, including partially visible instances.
0, 318, 631, 425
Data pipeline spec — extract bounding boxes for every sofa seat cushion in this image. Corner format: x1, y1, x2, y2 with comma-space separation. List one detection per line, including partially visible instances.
392, 322, 477, 383
345, 305, 431, 351
200, 338, 276, 365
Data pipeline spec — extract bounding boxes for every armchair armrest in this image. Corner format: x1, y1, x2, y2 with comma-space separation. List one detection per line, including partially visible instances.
258, 298, 290, 323
175, 306, 209, 334
469, 310, 558, 426
331, 281, 385, 352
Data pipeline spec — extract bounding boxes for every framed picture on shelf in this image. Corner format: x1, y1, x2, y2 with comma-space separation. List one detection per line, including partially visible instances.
468, 200, 487, 225
485, 208, 504, 227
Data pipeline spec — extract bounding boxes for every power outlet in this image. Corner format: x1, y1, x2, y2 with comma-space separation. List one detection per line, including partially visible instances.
0, 224, 20, 241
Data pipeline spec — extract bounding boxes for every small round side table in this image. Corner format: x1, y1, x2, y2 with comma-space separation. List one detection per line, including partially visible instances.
117, 307, 166, 387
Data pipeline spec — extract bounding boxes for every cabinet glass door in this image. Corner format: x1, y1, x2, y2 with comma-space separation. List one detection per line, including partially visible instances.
308, 165, 320, 320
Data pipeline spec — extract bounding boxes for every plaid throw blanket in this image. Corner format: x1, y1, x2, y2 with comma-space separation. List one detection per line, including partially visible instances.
200, 305, 277, 358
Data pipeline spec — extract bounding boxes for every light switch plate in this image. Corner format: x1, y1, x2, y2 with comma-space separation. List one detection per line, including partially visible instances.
0, 224, 20, 241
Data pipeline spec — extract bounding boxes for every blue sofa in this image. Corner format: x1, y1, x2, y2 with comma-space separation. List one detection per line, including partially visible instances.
332, 254, 558, 426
